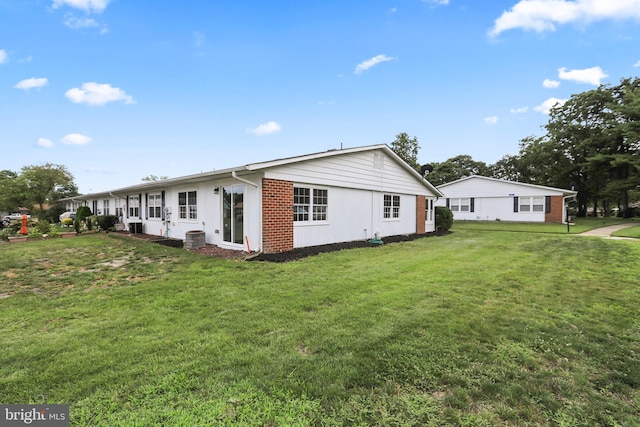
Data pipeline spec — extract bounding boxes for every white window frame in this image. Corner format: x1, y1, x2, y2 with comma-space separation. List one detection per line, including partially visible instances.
103, 199, 110, 216
178, 191, 197, 220
450, 198, 470, 212
129, 196, 140, 218
294, 186, 328, 224
519, 196, 544, 213
115, 199, 123, 219
426, 198, 434, 222
383, 194, 400, 220
148, 193, 162, 219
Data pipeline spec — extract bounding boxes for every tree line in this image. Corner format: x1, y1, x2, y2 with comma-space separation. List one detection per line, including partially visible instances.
0, 164, 78, 220
392, 77, 640, 217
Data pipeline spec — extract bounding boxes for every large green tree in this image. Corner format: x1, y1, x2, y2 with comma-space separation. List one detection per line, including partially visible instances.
390, 132, 420, 171
0, 170, 25, 213
540, 78, 640, 216
16, 163, 78, 218
426, 155, 492, 186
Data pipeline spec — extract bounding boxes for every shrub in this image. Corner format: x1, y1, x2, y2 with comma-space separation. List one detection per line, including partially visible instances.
95, 215, 118, 230
74, 219, 80, 233
0, 228, 14, 241
435, 206, 453, 231
87, 217, 93, 231
44, 205, 66, 224
61, 218, 74, 227
76, 206, 92, 222
35, 220, 51, 235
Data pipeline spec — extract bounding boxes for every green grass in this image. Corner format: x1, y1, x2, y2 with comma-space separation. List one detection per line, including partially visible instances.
612, 225, 640, 239
1, 232, 639, 426
452, 216, 638, 234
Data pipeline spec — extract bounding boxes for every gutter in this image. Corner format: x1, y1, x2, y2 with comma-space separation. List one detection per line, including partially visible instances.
232, 170, 258, 188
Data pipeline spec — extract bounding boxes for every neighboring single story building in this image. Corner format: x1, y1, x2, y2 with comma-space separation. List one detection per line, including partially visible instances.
435, 175, 577, 223
60, 144, 443, 254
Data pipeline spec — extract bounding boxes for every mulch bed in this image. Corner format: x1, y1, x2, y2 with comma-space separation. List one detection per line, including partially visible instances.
248, 231, 448, 262
122, 230, 448, 262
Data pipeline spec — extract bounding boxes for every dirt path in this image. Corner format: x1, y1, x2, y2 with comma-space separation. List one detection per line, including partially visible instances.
578, 223, 638, 240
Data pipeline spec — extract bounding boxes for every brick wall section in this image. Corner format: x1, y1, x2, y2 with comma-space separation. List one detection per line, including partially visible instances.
262, 178, 294, 254
416, 196, 426, 234
545, 195, 564, 223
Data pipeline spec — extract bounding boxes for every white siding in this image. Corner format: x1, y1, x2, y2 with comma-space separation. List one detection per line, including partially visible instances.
436, 177, 572, 223
439, 176, 565, 198
264, 149, 434, 196
293, 187, 417, 248
436, 197, 545, 222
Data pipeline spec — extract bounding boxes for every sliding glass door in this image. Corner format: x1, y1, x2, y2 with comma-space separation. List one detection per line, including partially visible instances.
223, 185, 244, 244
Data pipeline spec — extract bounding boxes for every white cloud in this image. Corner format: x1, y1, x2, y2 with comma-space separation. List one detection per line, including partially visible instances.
64, 16, 98, 29
52, 0, 110, 14
61, 133, 92, 145
484, 116, 499, 124
489, 0, 640, 37
634, 60, 640, 68
247, 121, 282, 136
558, 66, 607, 85
62, 14, 108, 33
0, 50, 8, 64
37, 138, 54, 148
65, 82, 134, 106
510, 106, 529, 114
15, 77, 48, 90
534, 97, 567, 114
354, 54, 395, 75
543, 78, 560, 88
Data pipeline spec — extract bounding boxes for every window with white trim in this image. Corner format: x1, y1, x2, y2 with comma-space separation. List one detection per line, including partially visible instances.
426, 198, 434, 221
148, 193, 162, 219
129, 196, 139, 218
450, 198, 470, 212
103, 199, 110, 216
178, 191, 197, 220
519, 196, 544, 213
383, 194, 400, 219
115, 199, 123, 218
294, 186, 328, 222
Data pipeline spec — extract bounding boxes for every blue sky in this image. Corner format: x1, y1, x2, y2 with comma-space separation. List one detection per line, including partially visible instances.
1, 0, 640, 193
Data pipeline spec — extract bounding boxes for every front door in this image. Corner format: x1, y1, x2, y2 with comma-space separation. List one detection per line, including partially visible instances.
223, 185, 244, 244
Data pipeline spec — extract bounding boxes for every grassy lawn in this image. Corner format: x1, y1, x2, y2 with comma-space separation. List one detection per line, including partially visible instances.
1, 232, 639, 426
452, 216, 638, 234
612, 225, 640, 239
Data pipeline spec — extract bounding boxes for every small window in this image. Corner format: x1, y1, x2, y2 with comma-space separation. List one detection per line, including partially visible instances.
129, 196, 139, 218
103, 199, 110, 216
384, 194, 400, 219
312, 189, 328, 221
148, 194, 162, 218
532, 197, 544, 212
178, 191, 197, 220
293, 187, 310, 221
294, 186, 328, 222
450, 198, 471, 213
